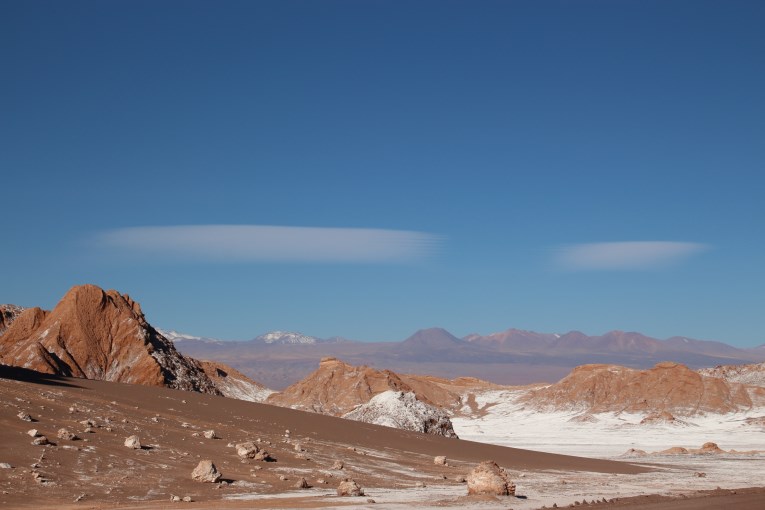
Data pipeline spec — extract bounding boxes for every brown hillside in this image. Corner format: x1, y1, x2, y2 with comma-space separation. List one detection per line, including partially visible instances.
267, 356, 495, 415
521, 361, 763, 416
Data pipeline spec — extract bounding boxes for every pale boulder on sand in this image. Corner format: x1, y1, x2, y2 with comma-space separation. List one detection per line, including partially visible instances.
466, 460, 516, 496
191, 460, 221, 483
337, 478, 364, 496
124, 435, 141, 449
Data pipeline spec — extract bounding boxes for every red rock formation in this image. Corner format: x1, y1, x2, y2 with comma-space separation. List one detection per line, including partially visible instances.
267, 357, 493, 416
521, 361, 762, 416
0, 284, 218, 393
267, 357, 415, 415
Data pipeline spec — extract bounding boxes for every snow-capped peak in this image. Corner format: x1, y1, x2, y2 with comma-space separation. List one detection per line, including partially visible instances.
157, 329, 221, 344
255, 331, 320, 345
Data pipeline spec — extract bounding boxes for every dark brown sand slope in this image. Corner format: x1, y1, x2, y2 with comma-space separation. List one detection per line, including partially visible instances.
589, 487, 765, 510
0, 365, 649, 508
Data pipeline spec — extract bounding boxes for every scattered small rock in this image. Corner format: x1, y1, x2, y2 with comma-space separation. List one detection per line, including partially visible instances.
235, 441, 270, 460
434, 455, 447, 465
182, 496, 192, 502
203, 430, 217, 439
27, 429, 39, 437
367, 498, 376, 503
695, 472, 707, 477
191, 460, 222, 483
295, 477, 310, 489
124, 435, 141, 449
337, 478, 364, 497
31, 436, 50, 446
415, 481, 426, 488
0, 463, 12, 469
17, 412, 33, 422
170, 495, 181, 502
331, 460, 344, 470
455, 476, 467, 483
279, 475, 288, 481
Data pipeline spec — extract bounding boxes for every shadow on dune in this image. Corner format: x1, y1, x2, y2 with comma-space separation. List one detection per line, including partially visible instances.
0, 364, 85, 389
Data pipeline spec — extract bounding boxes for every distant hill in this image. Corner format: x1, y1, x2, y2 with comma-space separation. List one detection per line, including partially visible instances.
174, 325, 765, 390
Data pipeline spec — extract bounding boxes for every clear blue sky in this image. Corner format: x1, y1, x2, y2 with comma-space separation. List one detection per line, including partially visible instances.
2, 1, 763, 346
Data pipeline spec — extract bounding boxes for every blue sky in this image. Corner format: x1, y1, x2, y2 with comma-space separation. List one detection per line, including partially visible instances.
2, 1, 763, 346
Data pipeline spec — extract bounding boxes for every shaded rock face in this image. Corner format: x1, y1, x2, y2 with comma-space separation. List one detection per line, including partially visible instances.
521, 362, 762, 416
0, 285, 219, 394
466, 460, 516, 496
198, 360, 274, 402
0, 304, 25, 336
342, 391, 458, 438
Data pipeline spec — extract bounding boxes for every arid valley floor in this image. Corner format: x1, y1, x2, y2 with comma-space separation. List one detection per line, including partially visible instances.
2, 365, 764, 510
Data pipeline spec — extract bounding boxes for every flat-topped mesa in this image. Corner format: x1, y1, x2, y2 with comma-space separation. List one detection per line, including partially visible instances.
0, 284, 219, 394
521, 361, 763, 416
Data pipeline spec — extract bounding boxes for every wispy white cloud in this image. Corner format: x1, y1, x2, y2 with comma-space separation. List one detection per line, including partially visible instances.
554, 241, 709, 271
93, 225, 443, 263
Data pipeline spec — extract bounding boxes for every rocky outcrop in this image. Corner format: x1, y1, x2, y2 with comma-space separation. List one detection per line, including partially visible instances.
466, 460, 515, 496
521, 362, 764, 416
0, 304, 25, 336
0, 285, 219, 393
342, 391, 458, 438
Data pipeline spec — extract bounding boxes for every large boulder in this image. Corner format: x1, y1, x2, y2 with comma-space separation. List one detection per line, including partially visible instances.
466, 460, 516, 496
191, 460, 221, 483
337, 478, 364, 497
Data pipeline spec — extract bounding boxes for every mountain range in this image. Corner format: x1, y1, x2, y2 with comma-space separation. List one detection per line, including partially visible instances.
169, 326, 765, 390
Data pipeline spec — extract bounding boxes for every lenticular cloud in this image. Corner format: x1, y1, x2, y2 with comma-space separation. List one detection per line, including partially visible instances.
555, 241, 709, 270
95, 225, 442, 263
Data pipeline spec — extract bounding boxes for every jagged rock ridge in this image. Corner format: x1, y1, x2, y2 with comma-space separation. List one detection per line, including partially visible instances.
0, 285, 220, 393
